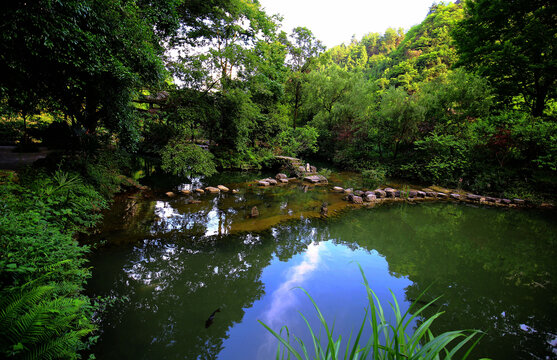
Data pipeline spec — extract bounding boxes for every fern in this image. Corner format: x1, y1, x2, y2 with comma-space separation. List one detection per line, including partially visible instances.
0, 286, 93, 359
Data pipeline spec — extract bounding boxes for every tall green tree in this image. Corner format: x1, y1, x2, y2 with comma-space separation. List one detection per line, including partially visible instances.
453, 0, 556, 116
0, 0, 167, 148
283, 27, 325, 129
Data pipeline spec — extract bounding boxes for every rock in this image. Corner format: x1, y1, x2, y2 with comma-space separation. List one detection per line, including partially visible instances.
450, 193, 461, 200
408, 190, 418, 198
485, 197, 496, 203
320, 202, 328, 216
180, 189, 191, 195
501, 198, 511, 205
195, 188, 204, 194
298, 166, 306, 173
332, 186, 344, 192
275, 173, 288, 180
267, 179, 278, 185
354, 190, 365, 196
374, 189, 387, 198
365, 191, 374, 196
344, 188, 353, 194
166, 191, 176, 197
513, 198, 525, 205
466, 194, 481, 201
279, 178, 289, 183
364, 194, 377, 202
217, 185, 229, 192
394, 190, 401, 197
417, 191, 426, 198
205, 187, 220, 193
437, 192, 448, 198
310, 166, 317, 173
189, 200, 201, 204
385, 189, 396, 198
250, 206, 259, 218
351, 196, 363, 204
384, 187, 395, 191
258, 180, 270, 186
303, 175, 328, 184
232, 189, 240, 194
426, 191, 437, 198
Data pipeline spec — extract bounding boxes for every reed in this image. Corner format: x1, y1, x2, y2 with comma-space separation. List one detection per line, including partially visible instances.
259, 265, 484, 360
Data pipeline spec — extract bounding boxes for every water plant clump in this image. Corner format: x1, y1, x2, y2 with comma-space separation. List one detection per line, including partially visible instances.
260, 265, 483, 360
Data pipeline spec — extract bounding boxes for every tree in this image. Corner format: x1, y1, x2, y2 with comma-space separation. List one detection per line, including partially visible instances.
283, 27, 325, 129
0, 0, 167, 149
453, 0, 557, 116
161, 138, 217, 178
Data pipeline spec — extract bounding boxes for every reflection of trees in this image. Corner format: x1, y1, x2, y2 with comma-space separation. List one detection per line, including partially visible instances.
327, 202, 557, 360
87, 219, 327, 359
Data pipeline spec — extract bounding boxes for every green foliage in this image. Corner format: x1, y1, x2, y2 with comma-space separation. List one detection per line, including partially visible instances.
361, 168, 387, 189
453, 0, 556, 116
161, 138, 217, 178
0, 169, 105, 359
276, 126, 319, 157
259, 266, 483, 360
0, 285, 94, 360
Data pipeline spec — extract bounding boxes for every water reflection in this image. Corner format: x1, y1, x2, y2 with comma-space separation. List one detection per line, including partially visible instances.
87, 198, 557, 359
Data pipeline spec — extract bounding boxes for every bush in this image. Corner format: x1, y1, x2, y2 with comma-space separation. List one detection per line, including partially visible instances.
361, 167, 387, 189
0, 169, 106, 359
161, 138, 217, 178
276, 126, 319, 157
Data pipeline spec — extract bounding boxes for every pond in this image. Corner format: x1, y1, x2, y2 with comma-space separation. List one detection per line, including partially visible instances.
85, 171, 557, 359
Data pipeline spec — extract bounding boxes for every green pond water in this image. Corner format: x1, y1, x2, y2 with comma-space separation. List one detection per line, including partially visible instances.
86, 171, 557, 359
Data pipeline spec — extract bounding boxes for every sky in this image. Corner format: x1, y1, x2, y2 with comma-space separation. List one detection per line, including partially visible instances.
258, 0, 456, 48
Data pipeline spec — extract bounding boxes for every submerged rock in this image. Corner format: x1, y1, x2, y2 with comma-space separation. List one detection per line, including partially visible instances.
320, 202, 328, 216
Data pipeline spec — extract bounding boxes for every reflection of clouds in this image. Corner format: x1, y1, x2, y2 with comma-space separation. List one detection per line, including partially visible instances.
152, 200, 230, 236
258, 242, 323, 357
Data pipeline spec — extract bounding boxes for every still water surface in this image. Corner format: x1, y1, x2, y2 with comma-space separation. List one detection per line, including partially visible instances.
86, 173, 557, 359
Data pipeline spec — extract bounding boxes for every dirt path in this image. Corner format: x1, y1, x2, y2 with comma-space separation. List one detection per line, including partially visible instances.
0, 146, 53, 170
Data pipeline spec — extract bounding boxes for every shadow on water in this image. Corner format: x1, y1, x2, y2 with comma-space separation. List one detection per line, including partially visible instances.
85, 170, 557, 360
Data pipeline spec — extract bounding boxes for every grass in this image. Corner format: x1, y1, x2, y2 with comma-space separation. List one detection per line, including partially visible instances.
259, 265, 485, 360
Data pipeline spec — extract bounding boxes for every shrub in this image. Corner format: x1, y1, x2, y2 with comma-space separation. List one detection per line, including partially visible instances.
361, 167, 387, 189
161, 138, 217, 178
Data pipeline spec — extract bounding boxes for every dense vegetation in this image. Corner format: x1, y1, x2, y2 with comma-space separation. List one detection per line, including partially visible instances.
0, 0, 555, 358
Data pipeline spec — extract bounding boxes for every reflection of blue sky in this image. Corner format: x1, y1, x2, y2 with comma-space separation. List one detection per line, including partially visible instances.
218, 239, 414, 360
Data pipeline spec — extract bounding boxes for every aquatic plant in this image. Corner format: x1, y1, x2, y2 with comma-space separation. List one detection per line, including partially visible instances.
259, 266, 483, 360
